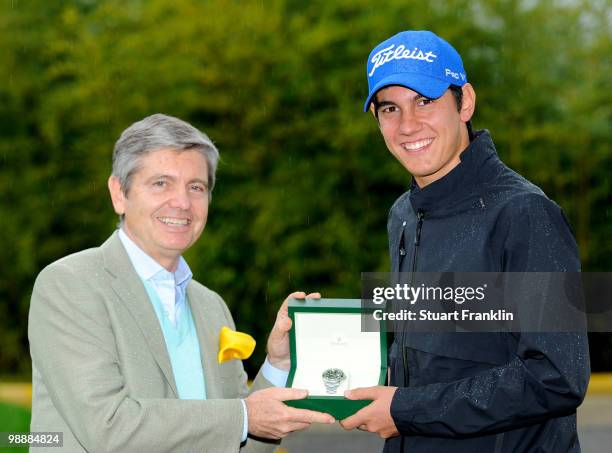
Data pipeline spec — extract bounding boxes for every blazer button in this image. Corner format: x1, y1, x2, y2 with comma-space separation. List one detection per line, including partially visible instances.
399, 248, 406, 256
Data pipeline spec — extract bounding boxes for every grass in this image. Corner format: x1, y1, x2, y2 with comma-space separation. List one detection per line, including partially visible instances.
0, 402, 30, 453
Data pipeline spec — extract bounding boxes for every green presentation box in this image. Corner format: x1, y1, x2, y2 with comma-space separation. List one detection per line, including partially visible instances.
284, 298, 387, 420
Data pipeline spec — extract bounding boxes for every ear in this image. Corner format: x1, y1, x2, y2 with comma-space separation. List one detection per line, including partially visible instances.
369, 103, 381, 125
369, 103, 377, 117
459, 83, 476, 123
108, 175, 126, 216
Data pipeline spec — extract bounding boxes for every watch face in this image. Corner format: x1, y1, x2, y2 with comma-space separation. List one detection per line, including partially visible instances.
322, 368, 347, 394
322, 368, 346, 382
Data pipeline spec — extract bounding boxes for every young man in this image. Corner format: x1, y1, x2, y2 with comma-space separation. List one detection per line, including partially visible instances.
341, 30, 589, 452
29, 114, 334, 452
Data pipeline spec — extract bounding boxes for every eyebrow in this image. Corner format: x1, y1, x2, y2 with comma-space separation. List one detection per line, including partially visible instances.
189, 178, 209, 188
376, 100, 397, 110
376, 92, 429, 108
146, 174, 209, 187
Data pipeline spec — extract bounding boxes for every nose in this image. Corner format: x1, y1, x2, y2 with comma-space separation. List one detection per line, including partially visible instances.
168, 186, 191, 211
398, 108, 422, 136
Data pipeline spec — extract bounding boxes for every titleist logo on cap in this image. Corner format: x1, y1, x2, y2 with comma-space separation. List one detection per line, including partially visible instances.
368, 44, 437, 77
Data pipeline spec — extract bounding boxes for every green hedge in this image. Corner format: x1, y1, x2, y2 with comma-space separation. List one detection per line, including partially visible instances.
0, 402, 30, 453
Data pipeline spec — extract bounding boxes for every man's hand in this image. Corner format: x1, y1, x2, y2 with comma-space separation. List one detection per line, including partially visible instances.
340, 386, 400, 439
266, 291, 321, 370
245, 387, 335, 439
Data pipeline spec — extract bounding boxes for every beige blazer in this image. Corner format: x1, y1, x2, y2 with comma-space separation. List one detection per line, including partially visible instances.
29, 231, 276, 453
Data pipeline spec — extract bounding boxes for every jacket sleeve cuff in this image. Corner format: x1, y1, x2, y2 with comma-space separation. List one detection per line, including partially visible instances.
390, 386, 418, 434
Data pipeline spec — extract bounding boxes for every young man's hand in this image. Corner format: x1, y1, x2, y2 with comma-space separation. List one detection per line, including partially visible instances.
340, 386, 400, 439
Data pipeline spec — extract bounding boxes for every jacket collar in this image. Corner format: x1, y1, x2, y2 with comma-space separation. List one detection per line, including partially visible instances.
409, 130, 502, 216
100, 230, 179, 397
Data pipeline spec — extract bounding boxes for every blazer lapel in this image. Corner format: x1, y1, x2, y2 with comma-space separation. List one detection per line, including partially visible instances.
188, 286, 222, 399
101, 231, 179, 397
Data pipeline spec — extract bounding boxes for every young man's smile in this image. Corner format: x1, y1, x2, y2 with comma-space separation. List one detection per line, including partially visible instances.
374, 84, 475, 187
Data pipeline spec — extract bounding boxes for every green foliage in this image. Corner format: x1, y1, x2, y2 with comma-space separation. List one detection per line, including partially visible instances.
0, 403, 30, 452
0, 0, 610, 376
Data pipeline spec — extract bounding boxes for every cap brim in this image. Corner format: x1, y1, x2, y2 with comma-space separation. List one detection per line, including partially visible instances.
363, 74, 450, 112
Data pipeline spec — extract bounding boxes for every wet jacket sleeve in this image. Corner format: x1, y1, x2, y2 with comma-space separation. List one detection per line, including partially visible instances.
390, 194, 590, 437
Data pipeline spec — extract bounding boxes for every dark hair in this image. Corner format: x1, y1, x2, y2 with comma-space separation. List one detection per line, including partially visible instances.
448, 84, 463, 112
372, 84, 464, 118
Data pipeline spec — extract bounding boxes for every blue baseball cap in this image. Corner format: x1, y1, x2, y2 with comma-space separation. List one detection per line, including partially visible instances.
364, 30, 467, 112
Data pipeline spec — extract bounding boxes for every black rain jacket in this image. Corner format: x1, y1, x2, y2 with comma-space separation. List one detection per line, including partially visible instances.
384, 130, 590, 453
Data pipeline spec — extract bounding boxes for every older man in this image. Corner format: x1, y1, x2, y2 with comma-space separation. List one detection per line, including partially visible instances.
29, 114, 334, 452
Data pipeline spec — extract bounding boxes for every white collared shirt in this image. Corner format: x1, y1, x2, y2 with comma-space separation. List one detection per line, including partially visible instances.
118, 228, 192, 326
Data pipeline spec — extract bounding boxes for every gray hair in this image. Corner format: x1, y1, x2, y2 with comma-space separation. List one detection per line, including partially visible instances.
112, 113, 219, 200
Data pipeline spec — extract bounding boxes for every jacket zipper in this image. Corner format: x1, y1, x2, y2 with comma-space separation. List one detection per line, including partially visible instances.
400, 208, 425, 451
402, 209, 425, 386
412, 209, 425, 272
